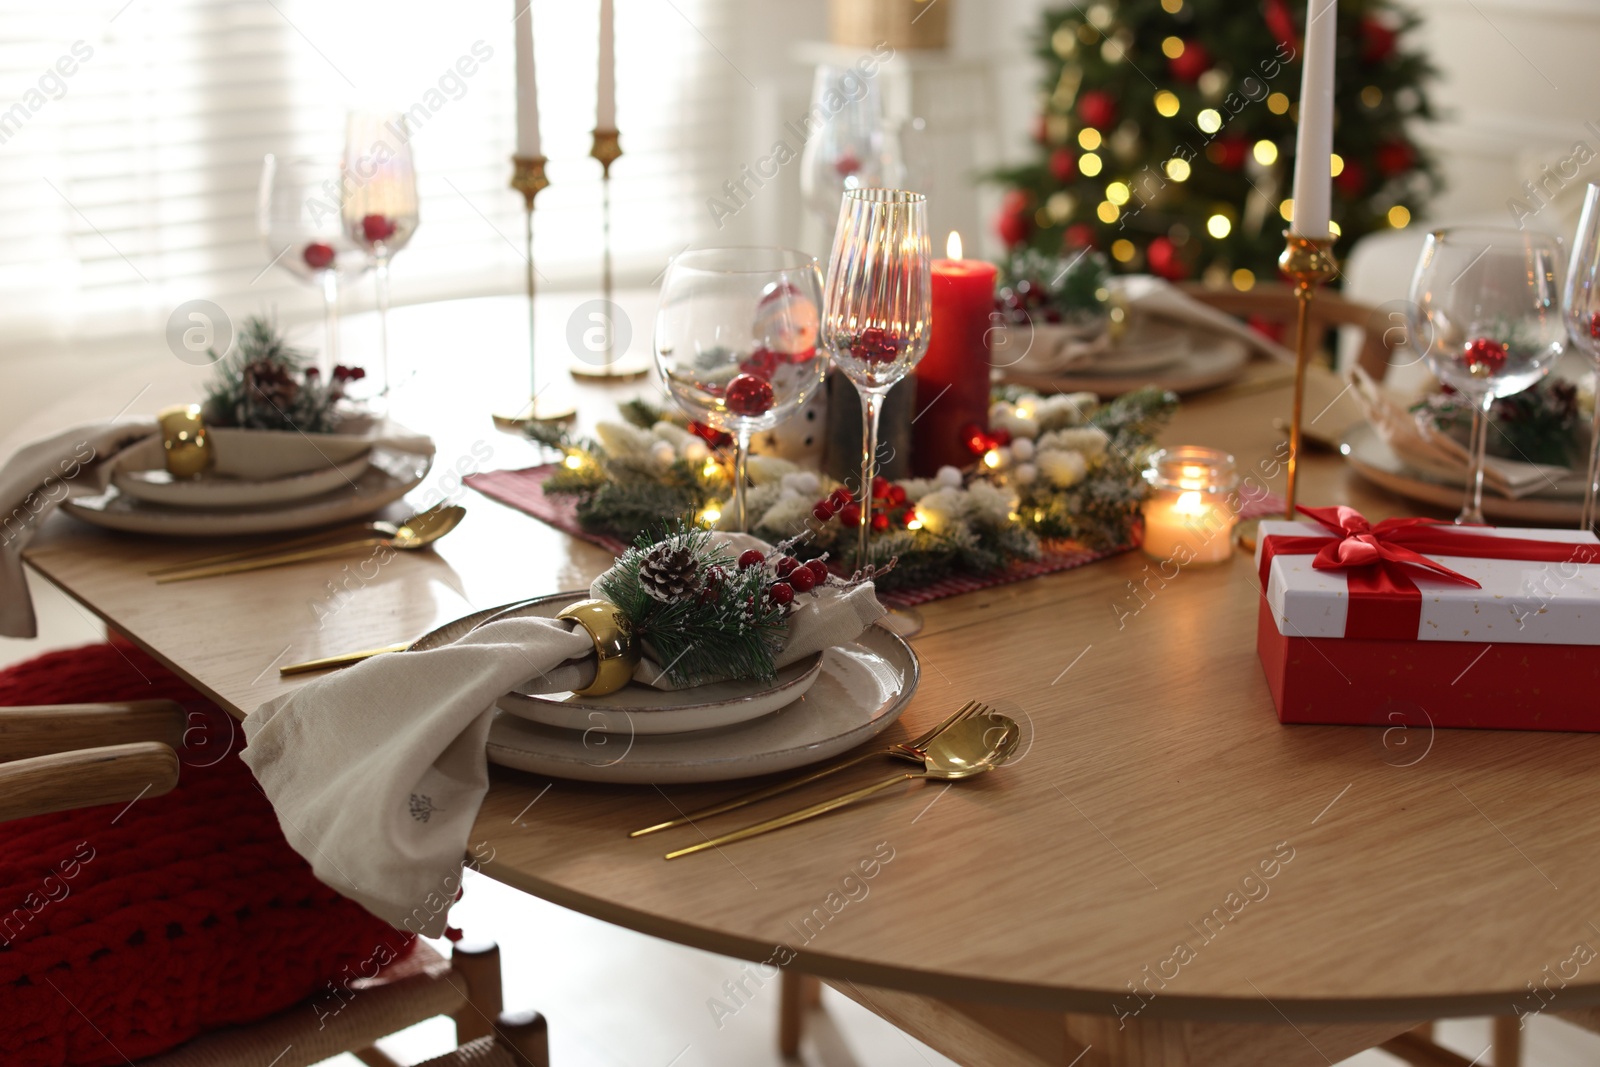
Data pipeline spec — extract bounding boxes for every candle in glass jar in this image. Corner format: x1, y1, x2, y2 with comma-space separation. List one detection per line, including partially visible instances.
914, 231, 998, 475
1141, 447, 1238, 564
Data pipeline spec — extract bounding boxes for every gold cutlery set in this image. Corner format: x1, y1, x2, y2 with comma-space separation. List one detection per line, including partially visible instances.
632, 700, 1021, 859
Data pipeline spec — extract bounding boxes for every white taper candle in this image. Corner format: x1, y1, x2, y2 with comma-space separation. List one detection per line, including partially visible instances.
597, 0, 616, 131
514, 0, 541, 157
1290, 0, 1336, 238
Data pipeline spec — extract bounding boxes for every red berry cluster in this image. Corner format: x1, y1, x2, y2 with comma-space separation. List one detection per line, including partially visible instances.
848, 327, 901, 366
1462, 337, 1509, 375
737, 548, 828, 610
302, 242, 336, 270
810, 479, 913, 532
688, 421, 733, 449
961, 422, 1011, 457
362, 214, 396, 243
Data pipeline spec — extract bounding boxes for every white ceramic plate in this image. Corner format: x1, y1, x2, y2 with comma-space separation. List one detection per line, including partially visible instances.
480, 596, 824, 735
1340, 420, 1584, 524
62, 448, 431, 536
111, 436, 372, 509
1001, 335, 1249, 397
408, 597, 919, 784
1084, 320, 1191, 374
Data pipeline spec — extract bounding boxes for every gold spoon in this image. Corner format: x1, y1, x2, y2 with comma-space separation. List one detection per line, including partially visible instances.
155, 505, 465, 583
665, 714, 1021, 859
146, 503, 452, 576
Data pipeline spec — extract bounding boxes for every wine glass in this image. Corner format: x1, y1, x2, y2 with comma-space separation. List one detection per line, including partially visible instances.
819, 188, 932, 567
1407, 226, 1565, 524
257, 154, 369, 375
341, 111, 420, 399
799, 65, 906, 243
653, 247, 827, 531
1563, 183, 1600, 532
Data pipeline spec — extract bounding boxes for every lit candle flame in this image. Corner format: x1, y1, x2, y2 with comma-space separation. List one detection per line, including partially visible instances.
1175, 490, 1205, 515
946, 230, 963, 260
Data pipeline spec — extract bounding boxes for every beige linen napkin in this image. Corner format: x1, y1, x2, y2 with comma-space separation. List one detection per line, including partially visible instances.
1349, 366, 1570, 499
242, 551, 884, 935
0, 420, 156, 637
1116, 274, 1296, 363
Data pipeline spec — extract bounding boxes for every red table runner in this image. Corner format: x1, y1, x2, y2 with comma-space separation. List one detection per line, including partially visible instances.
465, 464, 1283, 608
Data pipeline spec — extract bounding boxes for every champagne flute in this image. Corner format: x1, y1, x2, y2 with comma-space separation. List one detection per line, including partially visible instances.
1407, 227, 1565, 524
1563, 183, 1600, 531
653, 248, 827, 531
819, 189, 932, 567
341, 111, 420, 399
257, 154, 369, 374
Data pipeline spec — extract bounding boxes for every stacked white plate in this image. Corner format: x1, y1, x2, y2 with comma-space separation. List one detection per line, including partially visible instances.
64, 435, 432, 536
409, 592, 920, 784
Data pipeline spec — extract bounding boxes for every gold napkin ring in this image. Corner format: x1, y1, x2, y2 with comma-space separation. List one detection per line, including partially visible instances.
556, 598, 639, 697
158, 403, 212, 478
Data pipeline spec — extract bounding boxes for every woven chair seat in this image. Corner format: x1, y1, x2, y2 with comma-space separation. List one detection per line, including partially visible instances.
417, 1033, 536, 1067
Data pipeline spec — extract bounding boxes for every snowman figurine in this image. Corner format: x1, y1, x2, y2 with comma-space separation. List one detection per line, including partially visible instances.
749, 281, 828, 467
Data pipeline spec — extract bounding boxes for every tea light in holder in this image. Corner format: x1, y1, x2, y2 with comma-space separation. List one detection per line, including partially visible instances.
1141, 446, 1239, 565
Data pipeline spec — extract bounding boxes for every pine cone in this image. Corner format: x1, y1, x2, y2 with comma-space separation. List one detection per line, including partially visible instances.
639, 543, 698, 602
245, 359, 299, 412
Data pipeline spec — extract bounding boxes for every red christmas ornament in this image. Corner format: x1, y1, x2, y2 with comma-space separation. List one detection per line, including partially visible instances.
996, 188, 1034, 247
1063, 222, 1098, 250
1263, 0, 1300, 55
302, 242, 336, 270
871, 512, 890, 532
1334, 159, 1367, 198
361, 214, 396, 243
849, 326, 902, 365
839, 502, 862, 527
1462, 338, 1508, 375
1049, 147, 1077, 183
1375, 140, 1416, 178
1146, 236, 1188, 281
1168, 41, 1211, 83
1076, 90, 1117, 131
725, 374, 775, 416
739, 347, 780, 378
871, 475, 889, 498
768, 582, 795, 606
1360, 17, 1398, 64
737, 548, 766, 570
887, 484, 907, 506
1212, 135, 1249, 170
788, 565, 817, 593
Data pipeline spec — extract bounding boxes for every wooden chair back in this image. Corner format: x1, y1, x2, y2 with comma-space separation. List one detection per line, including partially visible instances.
1183, 281, 1395, 382
0, 700, 185, 822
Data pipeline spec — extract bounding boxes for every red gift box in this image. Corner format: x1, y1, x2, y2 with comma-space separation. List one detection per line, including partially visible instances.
1255, 506, 1600, 732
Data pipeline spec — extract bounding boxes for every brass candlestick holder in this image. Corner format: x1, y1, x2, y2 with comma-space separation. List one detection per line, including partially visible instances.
571, 128, 649, 382
493, 154, 575, 431
1278, 231, 1340, 520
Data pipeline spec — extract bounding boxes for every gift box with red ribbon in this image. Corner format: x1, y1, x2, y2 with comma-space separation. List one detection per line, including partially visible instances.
1255, 505, 1600, 731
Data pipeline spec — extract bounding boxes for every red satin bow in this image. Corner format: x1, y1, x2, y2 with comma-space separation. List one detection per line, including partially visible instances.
1260, 504, 1600, 640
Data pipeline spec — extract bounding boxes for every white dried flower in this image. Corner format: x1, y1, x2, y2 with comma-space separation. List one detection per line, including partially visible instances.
1036, 448, 1088, 488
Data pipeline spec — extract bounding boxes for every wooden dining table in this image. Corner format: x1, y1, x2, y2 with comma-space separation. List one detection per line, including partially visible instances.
14, 293, 1600, 1067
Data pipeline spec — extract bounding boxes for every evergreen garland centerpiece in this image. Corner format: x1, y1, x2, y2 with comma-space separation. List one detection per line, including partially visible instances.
533, 387, 1177, 592
992, 0, 1440, 286
596, 526, 867, 686
201, 315, 367, 433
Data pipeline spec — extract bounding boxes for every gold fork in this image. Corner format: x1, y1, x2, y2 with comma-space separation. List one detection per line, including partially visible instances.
628, 699, 992, 838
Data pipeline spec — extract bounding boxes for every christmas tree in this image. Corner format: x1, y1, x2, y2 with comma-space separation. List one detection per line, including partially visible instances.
991, 0, 1441, 288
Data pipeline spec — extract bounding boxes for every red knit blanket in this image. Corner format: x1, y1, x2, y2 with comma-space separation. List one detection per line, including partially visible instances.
0, 642, 415, 1067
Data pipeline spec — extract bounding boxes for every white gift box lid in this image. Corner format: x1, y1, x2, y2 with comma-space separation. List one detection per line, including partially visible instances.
1254, 520, 1600, 644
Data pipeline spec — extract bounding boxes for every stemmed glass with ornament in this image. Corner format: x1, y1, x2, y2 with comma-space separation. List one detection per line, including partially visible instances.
1564, 184, 1600, 532
257, 154, 369, 374
1408, 227, 1565, 524
341, 111, 419, 402
820, 189, 932, 569
653, 248, 827, 531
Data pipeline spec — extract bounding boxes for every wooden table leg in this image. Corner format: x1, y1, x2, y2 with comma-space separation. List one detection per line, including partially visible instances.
779, 971, 807, 1057
1492, 1015, 1521, 1067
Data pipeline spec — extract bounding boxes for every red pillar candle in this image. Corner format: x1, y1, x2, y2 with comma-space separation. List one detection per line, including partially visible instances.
913, 232, 998, 475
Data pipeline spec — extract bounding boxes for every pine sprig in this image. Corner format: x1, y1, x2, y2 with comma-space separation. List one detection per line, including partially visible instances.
596, 525, 787, 686
200, 315, 356, 433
